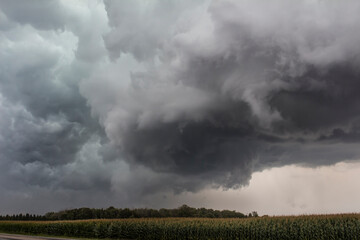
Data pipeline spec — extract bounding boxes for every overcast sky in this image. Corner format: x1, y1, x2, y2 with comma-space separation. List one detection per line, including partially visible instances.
1, 0, 360, 215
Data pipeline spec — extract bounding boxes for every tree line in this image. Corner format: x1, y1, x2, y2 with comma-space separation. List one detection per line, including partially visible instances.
0, 205, 257, 221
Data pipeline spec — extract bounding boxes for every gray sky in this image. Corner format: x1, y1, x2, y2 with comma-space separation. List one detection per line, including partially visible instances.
1, 0, 360, 215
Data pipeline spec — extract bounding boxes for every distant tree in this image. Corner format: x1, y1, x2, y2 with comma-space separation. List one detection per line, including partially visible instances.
248, 211, 259, 218
159, 208, 170, 217
119, 208, 132, 218
178, 205, 196, 217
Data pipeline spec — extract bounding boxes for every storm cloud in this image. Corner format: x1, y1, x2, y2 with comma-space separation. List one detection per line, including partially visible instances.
1, 0, 360, 213
84, 0, 360, 186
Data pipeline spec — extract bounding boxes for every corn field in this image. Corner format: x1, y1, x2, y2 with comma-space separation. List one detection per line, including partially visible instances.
0, 214, 360, 240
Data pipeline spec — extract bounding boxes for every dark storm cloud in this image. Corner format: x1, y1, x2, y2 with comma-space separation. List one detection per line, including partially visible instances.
269, 64, 360, 133
0, 0, 183, 215
79, 0, 360, 191
2, 0, 360, 214
0, 29, 95, 167
0, 0, 115, 199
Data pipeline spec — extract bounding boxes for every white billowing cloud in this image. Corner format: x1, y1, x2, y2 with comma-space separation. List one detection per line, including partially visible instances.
103, 0, 210, 61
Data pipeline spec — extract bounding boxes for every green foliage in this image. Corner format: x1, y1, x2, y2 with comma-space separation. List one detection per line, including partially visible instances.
0, 205, 246, 221
251, 211, 259, 218
0, 214, 359, 240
